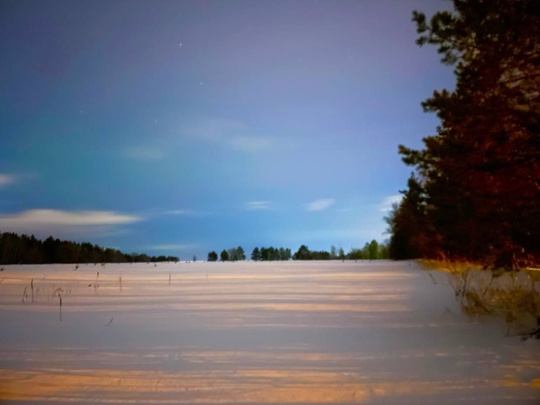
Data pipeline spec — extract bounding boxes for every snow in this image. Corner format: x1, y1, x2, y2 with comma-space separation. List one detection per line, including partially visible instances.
0, 261, 538, 404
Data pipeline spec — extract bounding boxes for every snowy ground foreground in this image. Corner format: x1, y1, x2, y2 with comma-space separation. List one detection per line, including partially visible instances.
0, 261, 538, 404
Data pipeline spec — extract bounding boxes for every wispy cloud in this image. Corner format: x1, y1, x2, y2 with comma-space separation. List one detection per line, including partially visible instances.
246, 201, 272, 211
379, 194, 403, 212
124, 146, 165, 161
186, 118, 273, 154
0, 209, 142, 236
229, 136, 272, 153
189, 118, 245, 141
306, 198, 335, 212
0, 174, 16, 187
149, 243, 197, 251
162, 209, 211, 217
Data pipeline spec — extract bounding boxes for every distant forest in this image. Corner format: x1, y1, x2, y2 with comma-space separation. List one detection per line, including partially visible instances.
0, 231, 389, 265
386, 1, 539, 269
207, 241, 389, 262
0, 232, 179, 264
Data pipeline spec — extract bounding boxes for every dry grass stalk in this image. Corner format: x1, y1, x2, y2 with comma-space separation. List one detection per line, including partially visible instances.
420, 259, 540, 339
21, 286, 27, 304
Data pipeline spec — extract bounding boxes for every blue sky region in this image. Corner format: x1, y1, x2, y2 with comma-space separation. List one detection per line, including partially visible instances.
0, 0, 455, 258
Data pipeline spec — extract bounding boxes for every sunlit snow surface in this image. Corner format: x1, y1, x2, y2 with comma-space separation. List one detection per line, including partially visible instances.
0, 261, 538, 404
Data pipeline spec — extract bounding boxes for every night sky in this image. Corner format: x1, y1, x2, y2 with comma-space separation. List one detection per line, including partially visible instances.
0, 0, 454, 259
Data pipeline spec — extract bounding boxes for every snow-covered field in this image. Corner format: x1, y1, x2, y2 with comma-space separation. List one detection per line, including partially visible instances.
0, 261, 538, 404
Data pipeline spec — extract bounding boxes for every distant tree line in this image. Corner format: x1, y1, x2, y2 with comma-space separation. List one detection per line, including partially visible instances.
207, 246, 247, 262
251, 247, 292, 261
386, 1, 540, 269
207, 242, 388, 262
0, 232, 178, 264
293, 242, 389, 261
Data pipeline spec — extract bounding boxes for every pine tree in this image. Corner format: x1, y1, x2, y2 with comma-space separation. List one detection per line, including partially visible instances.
395, 0, 540, 269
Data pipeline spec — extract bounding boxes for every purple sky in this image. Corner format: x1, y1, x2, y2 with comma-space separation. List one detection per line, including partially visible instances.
0, 0, 454, 258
